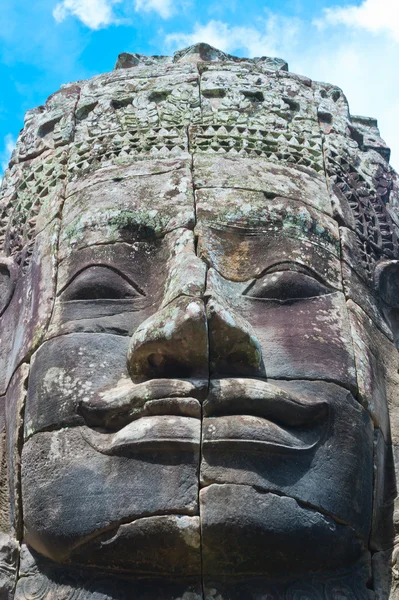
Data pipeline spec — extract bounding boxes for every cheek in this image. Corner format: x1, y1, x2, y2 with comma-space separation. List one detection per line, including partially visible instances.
234, 292, 356, 390
24, 333, 130, 439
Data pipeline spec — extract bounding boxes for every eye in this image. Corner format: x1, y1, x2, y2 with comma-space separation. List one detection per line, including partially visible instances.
60, 266, 144, 301
244, 271, 331, 301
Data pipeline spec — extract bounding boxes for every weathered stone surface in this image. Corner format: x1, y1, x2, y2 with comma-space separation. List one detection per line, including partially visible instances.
198, 62, 318, 144
207, 271, 356, 387
342, 259, 393, 340
49, 230, 203, 340
201, 484, 366, 576
0, 220, 58, 396
0, 150, 66, 255
115, 52, 172, 70
70, 515, 201, 575
128, 296, 208, 382
16, 544, 202, 600
5, 364, 29, 539
59, 159, 195, 259
196, 191, 341, 288
351, 115, 391, 161
0, 534, 19, 600
24, 334, 130, 437
193, 155, 332, 214
348, 300, 399, 443
371, 430, 397, 551
201, 379, 373, 539
0, 397, 9, 536
22, 427, 200, 562
203, 556, 372, 600
11, 85, 79, 163
313, 81, 350, 136
373, 548, 399, 600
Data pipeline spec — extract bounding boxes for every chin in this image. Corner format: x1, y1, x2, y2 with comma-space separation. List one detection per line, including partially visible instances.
200, 485, 366, 578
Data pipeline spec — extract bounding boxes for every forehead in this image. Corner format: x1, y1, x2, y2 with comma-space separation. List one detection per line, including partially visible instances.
59, 155, 338, 281
59, 157, 195, 260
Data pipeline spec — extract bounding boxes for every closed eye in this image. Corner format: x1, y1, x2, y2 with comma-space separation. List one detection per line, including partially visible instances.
244, 271, 331, 301
60, 266, 144, 301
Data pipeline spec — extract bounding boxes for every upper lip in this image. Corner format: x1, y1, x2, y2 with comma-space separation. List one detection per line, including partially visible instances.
204, 378, 327, 426
78, 377, 208, 429
79, 377, 328, 456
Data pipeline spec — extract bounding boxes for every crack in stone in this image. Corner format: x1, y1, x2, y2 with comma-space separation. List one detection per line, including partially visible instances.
200, 481, 368, 545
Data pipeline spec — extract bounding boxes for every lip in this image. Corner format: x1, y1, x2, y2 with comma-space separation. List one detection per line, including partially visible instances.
79, 377, 328, 456
202, 378, 328, 454
79, 378, 207, 429
81, 414, 201, 455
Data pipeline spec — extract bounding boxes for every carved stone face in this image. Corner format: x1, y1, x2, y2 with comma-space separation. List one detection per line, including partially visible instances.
1, 44, 399, 599
14, 155, 372, 577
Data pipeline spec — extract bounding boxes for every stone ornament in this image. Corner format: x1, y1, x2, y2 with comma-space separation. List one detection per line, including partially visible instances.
0, 42, 398, 599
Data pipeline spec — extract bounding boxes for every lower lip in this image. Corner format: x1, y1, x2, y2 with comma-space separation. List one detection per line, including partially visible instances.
202, 415, 323, 454
82, 415, 201, 455
82, 413, 324, 456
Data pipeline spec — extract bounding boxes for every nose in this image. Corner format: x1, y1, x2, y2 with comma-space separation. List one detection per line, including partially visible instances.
127, 296, 209, 382
127, 246, 264, 382
127, 230, 208, 382
206, 268, 264, 378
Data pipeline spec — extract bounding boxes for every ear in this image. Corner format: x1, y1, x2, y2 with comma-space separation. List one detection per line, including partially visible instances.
0, 257, 17, 317
374, 260, 399, 307
374, 260, 399, 348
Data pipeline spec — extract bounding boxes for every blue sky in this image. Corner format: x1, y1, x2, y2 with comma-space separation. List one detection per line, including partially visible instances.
1, 0, 399, 176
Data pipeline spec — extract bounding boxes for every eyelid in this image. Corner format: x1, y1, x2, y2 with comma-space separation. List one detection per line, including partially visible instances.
244, 270, 331, 301
59, 265, 145, 301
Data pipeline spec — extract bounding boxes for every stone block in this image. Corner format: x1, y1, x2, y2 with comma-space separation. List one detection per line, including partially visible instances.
201, 484, 366, 576
24, 334, 131, 437
193, 155, 332, 215
0, 534, 19, 600
196, 190, 341, 287
16, 545, 202, 600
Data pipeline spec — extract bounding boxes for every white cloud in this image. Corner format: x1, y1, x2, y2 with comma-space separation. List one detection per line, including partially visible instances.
0, 134, 16, 178
53, 0, 121, 30
166, 16, 300, 58
317, 0, 399, 41
134, 0, 174, 19
165, 13, 399, 171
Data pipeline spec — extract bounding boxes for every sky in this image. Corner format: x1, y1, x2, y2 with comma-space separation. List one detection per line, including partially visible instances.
1, 0, 399, 177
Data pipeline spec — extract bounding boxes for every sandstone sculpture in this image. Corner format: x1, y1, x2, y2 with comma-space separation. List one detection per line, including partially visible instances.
0, 42, 398, 599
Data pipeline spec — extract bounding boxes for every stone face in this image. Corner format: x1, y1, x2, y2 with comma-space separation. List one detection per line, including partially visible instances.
1, 42, 399, 598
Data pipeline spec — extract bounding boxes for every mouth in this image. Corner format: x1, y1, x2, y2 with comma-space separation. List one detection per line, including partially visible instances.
80, 377, 328, 456
202, 378, 328, 454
